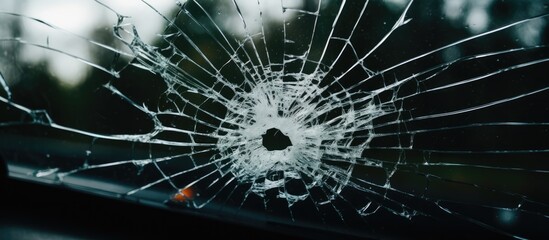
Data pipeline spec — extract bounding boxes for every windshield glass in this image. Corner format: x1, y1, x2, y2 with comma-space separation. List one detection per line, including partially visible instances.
1, 0, 548, 238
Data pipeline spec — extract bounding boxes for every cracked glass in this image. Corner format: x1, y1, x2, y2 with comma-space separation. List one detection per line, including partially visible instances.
1, 0, 548, 238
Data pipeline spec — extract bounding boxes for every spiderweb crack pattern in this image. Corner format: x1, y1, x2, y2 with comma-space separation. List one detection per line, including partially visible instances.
1, 0, 548, 238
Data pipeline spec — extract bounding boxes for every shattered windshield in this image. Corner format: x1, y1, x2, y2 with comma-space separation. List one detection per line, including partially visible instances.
1, 0, 548, 238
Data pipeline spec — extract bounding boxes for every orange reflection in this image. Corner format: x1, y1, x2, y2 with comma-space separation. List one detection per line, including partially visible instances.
172, 187, 195, 202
